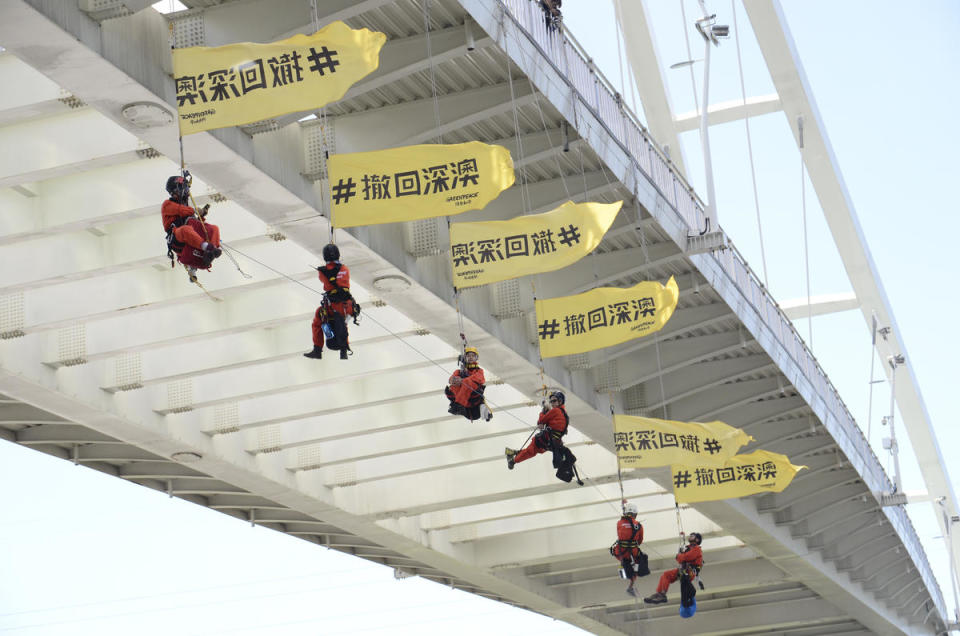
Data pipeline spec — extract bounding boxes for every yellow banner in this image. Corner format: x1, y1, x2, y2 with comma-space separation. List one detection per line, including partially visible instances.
534, 277, 679, 358
329, 142, 515, 228
173, 22, 386, 135
671, 450, 806, 504
614, 415, 753, 468
449, 201, 622, 289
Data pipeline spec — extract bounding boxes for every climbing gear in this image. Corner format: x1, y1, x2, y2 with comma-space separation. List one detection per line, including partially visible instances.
678, 596, 697, 618
303, 345, 323, 360
350, 300, 362, 325
318, 263, 353, 303
688, 532, 702, 546
643, 592, 667, 605
505, 448, 517, 470
479, 403, 493, 422
464, 346, 478, 358
322, 243, 340, 262
679, 568, 698, 617
624, 502, 638, 516
549, 391, 565, 405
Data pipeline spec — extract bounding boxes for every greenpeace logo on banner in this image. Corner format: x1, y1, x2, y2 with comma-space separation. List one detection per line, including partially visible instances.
330, 159, 481, 206
673, 462, 778, 489
538, 297, 658, 340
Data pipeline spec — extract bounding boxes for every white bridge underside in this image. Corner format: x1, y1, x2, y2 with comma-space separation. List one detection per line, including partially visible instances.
0, 1, 952, 634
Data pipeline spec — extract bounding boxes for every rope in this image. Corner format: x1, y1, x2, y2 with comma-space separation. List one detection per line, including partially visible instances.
674, 500, 686, 548
730, 0, 768, 288
610, 398, 625, 513
423, 0, 444, 145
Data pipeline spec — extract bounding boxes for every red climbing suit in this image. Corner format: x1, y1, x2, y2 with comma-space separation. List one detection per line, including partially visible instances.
612, 516, 644, 562
655, 543, 703, 594
310, 261, 354, 350
162, 199, 220, 267
446, 365, 486, 408
514, 403, 568, 463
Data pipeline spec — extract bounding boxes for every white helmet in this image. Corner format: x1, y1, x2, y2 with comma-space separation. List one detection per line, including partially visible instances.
624, 502, 638, 516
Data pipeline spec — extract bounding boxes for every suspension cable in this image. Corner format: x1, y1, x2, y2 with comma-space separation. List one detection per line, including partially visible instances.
730, 0, 768, 288
799, 117, 813, 348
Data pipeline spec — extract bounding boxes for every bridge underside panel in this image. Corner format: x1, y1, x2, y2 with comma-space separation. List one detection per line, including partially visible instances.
0, 0, 946, 634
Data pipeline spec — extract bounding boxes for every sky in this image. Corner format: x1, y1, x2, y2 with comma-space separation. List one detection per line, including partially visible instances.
2, 0, 959, 633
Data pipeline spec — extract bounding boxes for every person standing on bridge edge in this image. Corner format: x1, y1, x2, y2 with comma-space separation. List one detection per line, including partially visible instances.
304, 243, 358, 361
445, 346, 493, 422
505, 391, 576, 482
644, 532, 703, 605
162, 174, 221, 280
611, 501, 649, 597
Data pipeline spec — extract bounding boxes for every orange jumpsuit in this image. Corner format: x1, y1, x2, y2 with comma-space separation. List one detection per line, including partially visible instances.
656, 544, 703, 593
162, 200, 220, 252
446, 365, 486, 420
515, 404, 568, 463
446, 366, 485, 408
613, 516, 644, 579
311, 262, 354, 350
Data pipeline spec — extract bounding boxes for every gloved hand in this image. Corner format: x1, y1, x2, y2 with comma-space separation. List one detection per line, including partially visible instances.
199, 204, 210, 218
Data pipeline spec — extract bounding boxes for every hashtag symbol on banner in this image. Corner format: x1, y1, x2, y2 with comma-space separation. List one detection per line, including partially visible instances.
538, 319, 560, 340
703, 438, 722, 455
308, 46, 341, 75
557, 224, 582, 247
331, 178, 357, 205
673, 470, 692, 488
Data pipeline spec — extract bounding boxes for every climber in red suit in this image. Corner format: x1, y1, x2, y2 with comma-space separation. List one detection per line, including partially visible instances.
304, 243, 355, 360
611, 502, 646, 597
505, 391, 569, 468
162, 174, 221, 275
644, 532, 703, 604
445, 346, 492, 421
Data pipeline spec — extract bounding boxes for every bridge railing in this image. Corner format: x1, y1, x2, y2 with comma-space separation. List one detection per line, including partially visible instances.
497, 0, 944, 616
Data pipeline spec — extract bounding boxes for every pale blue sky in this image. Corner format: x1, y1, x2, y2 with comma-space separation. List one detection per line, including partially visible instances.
2, 1, 958, 633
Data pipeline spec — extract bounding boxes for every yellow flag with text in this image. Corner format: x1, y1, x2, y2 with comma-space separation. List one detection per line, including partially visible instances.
614, 415, 753, 468
449, 200, 622, 289
173, 21, 386, 135
329, 142, 515, 227
534, 277, 679, 358
672, 450, 806, 503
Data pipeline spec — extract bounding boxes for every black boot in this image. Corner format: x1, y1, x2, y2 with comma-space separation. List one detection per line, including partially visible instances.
303, 346, 323, 359
339, 348, 349, 360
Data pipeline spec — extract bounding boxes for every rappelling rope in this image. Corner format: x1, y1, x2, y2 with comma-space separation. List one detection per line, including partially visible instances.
422, 0, 471, 363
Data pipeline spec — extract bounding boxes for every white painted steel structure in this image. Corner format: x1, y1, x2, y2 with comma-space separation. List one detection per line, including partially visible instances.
0, 0, 953, 634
